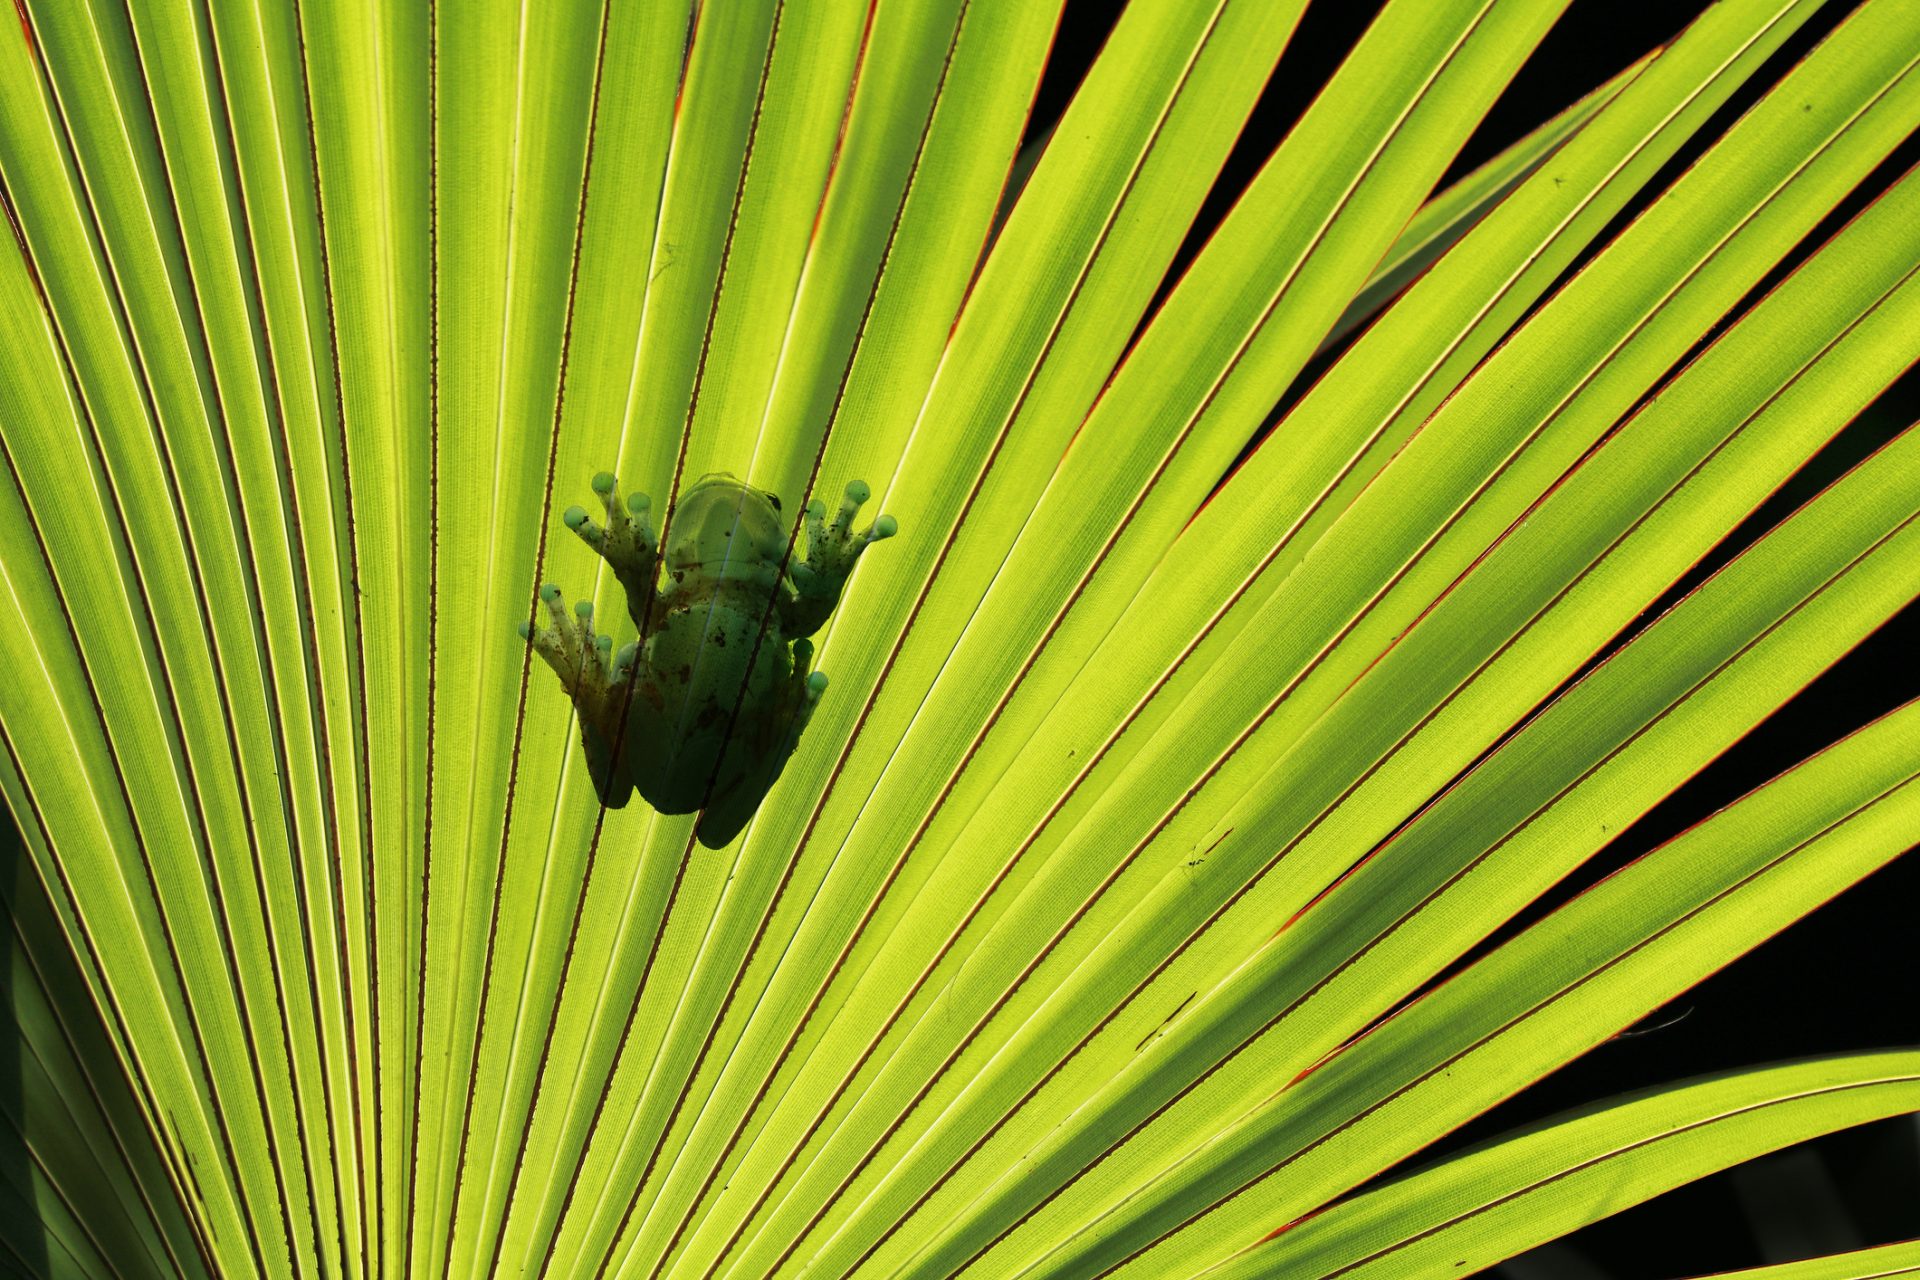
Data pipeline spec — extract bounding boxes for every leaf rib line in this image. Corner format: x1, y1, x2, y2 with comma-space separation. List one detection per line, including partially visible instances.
505, 3, 839, 1274
0, 141, 217, 1275
288, 2, 383, 1271
405, 0, 442, 1268
516, 7, 703, 1258
663, 1, 1261, 1267
195, 0, 362, 1266
777, 0, 1512, 1240
1200, 0, 1800, 571
432, 0, 625, 1269
741, 0, 880, 478
600, 0, 1011, 1270
817, 62, 1920, 1269
951, 402, 1916, 1277
30, 4, 318, 1263
1090, 745, 1920, 1279
770, 4, 1525, 1268
0, 732, 217, 1277
924, 272, 1920, 1274
461, 3, 786, 1276
1305, 1063, 1920, 1279
460, 9, 623, 1273
0, 134, 282, 1277
110, 0, 338, 1259
0, 905, 199, 1280
1075, 502, 1920, 1280
429, 0, 687, 1263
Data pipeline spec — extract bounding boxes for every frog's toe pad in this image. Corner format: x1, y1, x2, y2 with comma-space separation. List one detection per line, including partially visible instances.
794, 479, 897, 600
566, 472, 658, 589
521, 584, 619, 693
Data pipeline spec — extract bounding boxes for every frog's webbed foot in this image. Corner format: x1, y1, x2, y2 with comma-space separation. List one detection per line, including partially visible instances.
563, 471, 663, 631
784, 479, 897, 637
695, 638, 830, 849
520, 583, 642, 808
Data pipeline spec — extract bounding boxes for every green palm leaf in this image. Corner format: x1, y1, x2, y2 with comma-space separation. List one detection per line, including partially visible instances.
0, 0, 1914, 1277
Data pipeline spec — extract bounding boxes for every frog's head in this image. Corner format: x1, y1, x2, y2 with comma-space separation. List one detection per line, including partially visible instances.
663, 472, 789, 590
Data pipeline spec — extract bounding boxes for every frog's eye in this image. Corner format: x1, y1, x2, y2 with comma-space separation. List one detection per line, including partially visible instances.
767, 494, 782, 513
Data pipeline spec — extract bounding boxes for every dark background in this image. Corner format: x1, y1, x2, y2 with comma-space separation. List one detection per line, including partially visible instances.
1035, 0, 1920, 1274
1, 1, 1913, 1274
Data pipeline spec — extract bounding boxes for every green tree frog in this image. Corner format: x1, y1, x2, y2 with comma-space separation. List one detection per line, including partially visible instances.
521, 470, 896, 848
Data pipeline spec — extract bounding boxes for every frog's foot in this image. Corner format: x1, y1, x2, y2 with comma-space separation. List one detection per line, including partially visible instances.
785, 480, 897, 636
694, 638, 829, 850
787, 636, 830, 727
563, 472, 660, 629
519, 583, 637, 807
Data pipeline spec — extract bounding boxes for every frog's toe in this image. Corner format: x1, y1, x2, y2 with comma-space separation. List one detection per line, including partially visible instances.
562, 504, 598, 546
521, 583, 580, 679
572, 475, 656, 560
823, 479, 895, 545
522, 584, 648, 806
608, 640, 639, 685
833, 479, 869, 531
790, 638, 829, 703
792, 479, 898, 604
522, 584, 619, 692
566, 472, 659, 608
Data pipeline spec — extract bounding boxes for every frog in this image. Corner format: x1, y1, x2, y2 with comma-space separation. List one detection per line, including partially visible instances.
520, 470, 896, 849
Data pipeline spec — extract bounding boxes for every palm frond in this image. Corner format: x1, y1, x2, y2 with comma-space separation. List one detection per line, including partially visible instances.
0, 0, 1915, 1277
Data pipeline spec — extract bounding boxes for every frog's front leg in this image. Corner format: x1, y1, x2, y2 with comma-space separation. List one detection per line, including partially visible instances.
695, 638, 830, 849
781, 479, 897, 638
521, 584, 656, 808
561, 471, 667, 633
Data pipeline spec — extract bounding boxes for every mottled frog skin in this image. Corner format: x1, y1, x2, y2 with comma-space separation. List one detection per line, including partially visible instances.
522, 471, 896, 848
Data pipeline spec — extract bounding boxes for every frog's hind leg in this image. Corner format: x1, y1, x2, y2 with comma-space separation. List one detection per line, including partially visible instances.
695, 639, 829, 850
521, 583, 650, 808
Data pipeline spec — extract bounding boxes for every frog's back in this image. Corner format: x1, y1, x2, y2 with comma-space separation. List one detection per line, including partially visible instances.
631, 588, 792, 815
